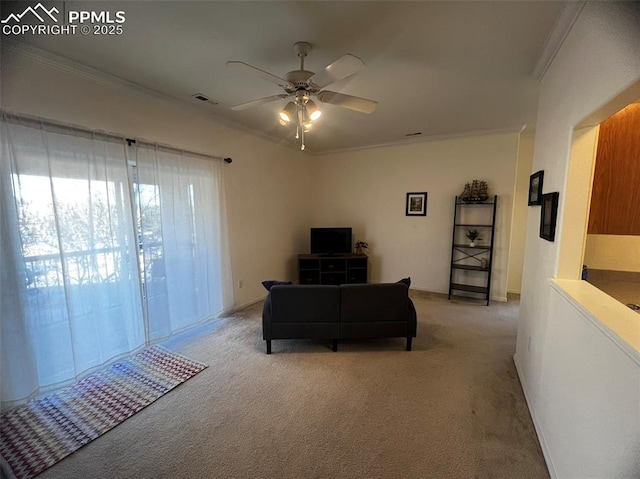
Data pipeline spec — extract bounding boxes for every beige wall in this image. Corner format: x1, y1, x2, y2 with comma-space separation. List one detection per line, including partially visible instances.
584, 235, 640, 272
514, 2, 640, 478
557, 126, 599, 279
0, 48, 313, 308
507, 130, 534, 294
312, 132, 522, 301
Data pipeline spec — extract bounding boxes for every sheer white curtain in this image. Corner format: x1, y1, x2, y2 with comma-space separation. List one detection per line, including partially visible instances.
134, 145, 233, 341
1, 113, 145, 407
1, 113, 234, 408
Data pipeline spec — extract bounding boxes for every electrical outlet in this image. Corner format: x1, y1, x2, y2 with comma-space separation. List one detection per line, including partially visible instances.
238, 280, 243, 289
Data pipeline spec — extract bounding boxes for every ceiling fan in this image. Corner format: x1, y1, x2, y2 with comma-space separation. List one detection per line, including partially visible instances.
226, 42, 378, 150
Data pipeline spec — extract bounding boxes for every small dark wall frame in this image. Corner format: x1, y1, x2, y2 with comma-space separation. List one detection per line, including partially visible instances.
528, 170, 544, 206
540, 192, 559, 241
406, 192, 427, 216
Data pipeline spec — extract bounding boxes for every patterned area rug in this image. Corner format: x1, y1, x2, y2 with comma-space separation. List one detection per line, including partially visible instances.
0, 345, 207, 479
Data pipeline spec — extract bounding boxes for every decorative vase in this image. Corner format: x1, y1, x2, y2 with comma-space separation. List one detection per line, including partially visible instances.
356, 246, 362, 255
469, 241, 475, 247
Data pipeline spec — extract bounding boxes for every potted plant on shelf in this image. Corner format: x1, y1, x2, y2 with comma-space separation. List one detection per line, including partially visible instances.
465, 230, 482, 247
355, 241, 369, 255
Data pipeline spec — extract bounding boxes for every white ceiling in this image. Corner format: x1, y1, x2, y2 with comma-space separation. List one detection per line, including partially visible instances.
3, 1, 574, 153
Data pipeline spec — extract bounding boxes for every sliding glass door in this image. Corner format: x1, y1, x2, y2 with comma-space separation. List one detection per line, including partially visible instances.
1, 117, 145, 404
1, 113, 232, 408
132, 144, 233, 342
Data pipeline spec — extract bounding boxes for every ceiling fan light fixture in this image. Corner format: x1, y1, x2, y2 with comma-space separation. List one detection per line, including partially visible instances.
279, 102, 296, 123
227, 41, 377, 152
306, 100, 322, 121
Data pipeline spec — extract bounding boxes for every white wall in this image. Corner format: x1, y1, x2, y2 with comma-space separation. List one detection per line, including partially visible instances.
515, 2, 640, 478
312, 132, 521, 301
0, 48, 313, 308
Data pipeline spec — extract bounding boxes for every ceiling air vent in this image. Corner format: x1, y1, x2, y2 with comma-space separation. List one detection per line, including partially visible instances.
405, 132, 423, 137
191, 93, 219, 105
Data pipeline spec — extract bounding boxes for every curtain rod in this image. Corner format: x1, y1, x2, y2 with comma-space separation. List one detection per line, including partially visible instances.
1, 110, 233, 164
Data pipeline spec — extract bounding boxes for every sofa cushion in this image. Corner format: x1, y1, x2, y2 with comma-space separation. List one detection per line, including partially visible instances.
270, 285, 340, 323
340, 283, 409, 323
397, 277, 411, 287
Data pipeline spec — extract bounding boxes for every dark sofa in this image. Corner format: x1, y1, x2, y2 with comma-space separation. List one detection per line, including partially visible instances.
262, 283, 417, 354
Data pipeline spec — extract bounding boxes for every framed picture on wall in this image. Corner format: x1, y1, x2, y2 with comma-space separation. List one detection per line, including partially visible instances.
406, 192, 427, 216
540, 192, 559, 241
528, 170, 544, 205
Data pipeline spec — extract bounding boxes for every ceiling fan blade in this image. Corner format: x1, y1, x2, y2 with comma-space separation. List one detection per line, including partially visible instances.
226, 61, 294, 90
230, 94, 289, 111
316, 90, 378, 114
308, 54, 365, 89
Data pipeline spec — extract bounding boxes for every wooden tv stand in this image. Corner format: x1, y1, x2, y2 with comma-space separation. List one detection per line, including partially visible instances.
298, 253, 368, 285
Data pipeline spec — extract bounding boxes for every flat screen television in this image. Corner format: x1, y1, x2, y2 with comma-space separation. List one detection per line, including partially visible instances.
310, 227, 352, 255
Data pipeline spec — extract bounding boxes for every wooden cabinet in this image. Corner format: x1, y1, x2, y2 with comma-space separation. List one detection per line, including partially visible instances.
448, 196, 497, 305
588, 103, 640, 235
298, 254, 368, 285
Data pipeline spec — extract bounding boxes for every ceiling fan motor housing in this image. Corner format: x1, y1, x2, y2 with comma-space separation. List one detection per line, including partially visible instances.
284, 70, 317, 94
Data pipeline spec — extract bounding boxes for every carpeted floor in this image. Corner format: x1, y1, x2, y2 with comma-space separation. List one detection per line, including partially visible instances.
35, 291, 549, 479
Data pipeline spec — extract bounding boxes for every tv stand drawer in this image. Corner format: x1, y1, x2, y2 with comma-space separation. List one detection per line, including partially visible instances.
299, 259, 320, 270
320, 259, 346, 272
320, 272, 346, 285
299, 271, 320, 284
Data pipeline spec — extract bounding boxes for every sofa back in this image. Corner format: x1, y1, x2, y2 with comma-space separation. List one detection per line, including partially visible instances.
340, 283, 410, 323
270, 285, 340, 323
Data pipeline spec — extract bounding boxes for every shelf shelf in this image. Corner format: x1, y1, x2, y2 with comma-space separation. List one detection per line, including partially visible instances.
452, 264, 489, 272
455, 202, 495, 206
454, 224, 493, 227
450, 283, 488, 294
453, 243, 491, 249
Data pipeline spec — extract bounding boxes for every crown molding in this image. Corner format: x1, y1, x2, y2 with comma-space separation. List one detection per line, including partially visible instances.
312, 125, 528, 157
2, 39, 302, 153
530, 1, 586, 81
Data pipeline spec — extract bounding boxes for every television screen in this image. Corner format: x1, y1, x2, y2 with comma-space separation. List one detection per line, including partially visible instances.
310, 228, 352, 255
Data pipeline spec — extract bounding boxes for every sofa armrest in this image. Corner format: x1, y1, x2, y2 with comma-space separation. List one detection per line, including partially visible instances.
407, 297, 417, 337
262, 293, 273, 340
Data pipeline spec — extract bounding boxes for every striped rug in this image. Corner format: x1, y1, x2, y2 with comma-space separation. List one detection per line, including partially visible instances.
0, 346, 207, 479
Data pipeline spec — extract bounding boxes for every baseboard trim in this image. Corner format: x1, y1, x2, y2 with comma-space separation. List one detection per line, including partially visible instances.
229, 295, 266, 314
409, 286, 508, 302
513, 354, 557, 479
409, 286, 449, 295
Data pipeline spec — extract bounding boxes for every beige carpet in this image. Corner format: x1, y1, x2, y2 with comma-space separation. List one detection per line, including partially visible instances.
37, 291, 549, 479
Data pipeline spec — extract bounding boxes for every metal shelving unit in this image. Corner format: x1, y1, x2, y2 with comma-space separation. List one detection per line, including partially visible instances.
448, 195, 497, 305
